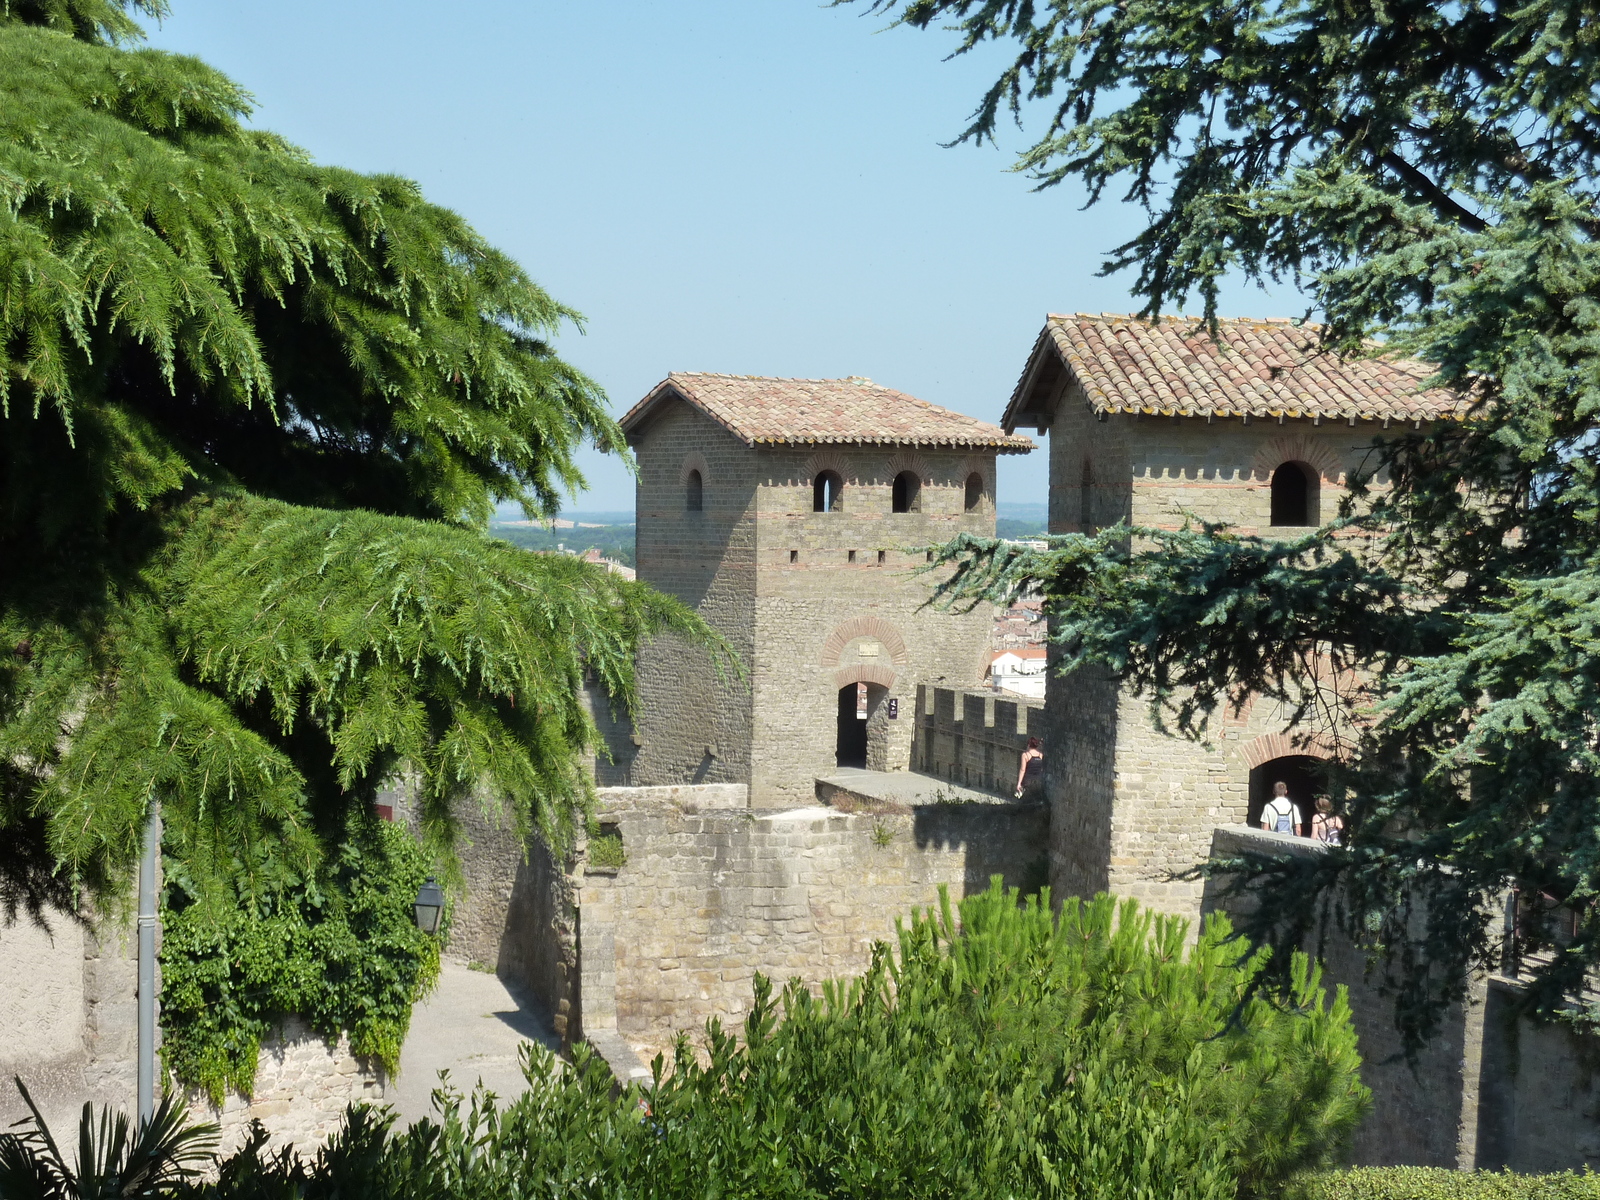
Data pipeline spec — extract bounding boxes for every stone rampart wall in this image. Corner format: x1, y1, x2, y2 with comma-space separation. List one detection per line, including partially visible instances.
583, 785, 1047, 1054
1204, 824, 1600, 1173
1477, 983, 1600, 1170
911, 685, 1046, 797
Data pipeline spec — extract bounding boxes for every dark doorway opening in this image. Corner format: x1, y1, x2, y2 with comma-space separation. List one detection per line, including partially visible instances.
836, 683, 868, 768
1248, 754, 1326, 834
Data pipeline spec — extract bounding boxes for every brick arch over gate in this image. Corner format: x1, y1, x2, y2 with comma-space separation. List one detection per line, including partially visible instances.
1240, 730, 1338, 769
819, 616, 910, 668
833, 664, 899, 690
1250, 434, 1344, 484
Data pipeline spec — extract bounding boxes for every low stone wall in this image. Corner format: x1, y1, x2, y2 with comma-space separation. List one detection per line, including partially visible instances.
911, 685, 1045, 797
0, 905, 382, 1160
1204, 825, 1600, 1173
200, 1019, 384, 1157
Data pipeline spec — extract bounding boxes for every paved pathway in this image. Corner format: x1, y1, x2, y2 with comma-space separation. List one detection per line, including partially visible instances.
389, 961, 559, 1126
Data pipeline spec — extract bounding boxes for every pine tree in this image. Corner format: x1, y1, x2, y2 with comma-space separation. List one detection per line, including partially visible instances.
0, 0, 724, 914
855, 0, 1600, 1039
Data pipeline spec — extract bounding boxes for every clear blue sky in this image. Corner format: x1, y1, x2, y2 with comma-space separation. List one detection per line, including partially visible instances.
145, 1, 1302, 514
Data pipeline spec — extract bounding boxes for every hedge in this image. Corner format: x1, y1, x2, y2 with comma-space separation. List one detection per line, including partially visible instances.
1294, 1168, 1600, 1200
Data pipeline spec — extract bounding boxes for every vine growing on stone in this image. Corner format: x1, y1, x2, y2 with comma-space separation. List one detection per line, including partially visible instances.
158, 817, 442, 1104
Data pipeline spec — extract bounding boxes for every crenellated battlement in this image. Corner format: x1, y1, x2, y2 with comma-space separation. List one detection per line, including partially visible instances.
911, 685, 1046, 797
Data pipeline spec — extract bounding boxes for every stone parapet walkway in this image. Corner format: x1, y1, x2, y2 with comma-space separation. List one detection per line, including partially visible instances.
816, 767, 1031, 813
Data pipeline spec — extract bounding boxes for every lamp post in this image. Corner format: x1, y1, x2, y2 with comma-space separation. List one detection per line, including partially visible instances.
413, 876, 444, 936
136, 806, 159, 1126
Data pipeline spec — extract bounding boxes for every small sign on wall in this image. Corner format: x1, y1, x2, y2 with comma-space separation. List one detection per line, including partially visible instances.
887, 699, 899, 719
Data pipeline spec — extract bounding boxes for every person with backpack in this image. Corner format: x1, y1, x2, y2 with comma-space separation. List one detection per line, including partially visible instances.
1311, 795, 1344, 845
1259, 781, 1304, 836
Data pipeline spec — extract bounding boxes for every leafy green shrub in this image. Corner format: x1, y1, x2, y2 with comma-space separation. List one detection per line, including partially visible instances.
174, 880, 1366, 1200
159, 819, 441, 1103
1292, 1168, 1600, 1200
585, 819, 625, 870
0, 1079, 218, 1200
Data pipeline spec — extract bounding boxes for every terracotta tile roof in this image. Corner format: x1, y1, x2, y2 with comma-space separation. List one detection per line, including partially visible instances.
1003, 314, 1468, 428
623, 372, 1034, 453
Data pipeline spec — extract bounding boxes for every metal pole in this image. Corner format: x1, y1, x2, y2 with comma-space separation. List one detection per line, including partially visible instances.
137, 805, 159, 1126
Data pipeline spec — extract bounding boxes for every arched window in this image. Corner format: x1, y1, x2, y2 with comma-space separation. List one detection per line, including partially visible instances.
1247, 754, 1327, 832
964, 472, 983, 512
1079, 456, 1094, 531
891, 471, 920, 513
1270, 462, 1318, 526
686, 469, 703, 512
813, 470, 843, 513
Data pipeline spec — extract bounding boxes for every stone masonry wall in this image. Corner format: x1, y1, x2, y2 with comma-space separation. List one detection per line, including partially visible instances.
0, 902, 379, 1160
1204, 824, 1600, 1173
746, 446, 1000, 808
1476, 980, 1600, 1171
201, 1019, 384, 1158
911, 685, 1046, 797
1043, 385, 1393, 919
498, 836, 579, 1043
583, 785, 1048, 1054
1204, 825, 1472, 1168
630, 402, 759, 792
626, 388, 1008, 810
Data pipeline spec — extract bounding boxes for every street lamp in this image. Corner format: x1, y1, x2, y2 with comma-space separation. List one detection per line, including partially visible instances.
413, 876, 444, 935
137, 807, 159, 1126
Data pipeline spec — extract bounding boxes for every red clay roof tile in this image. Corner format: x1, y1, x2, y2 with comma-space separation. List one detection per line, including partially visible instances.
623, 373, 1034, 452
1004, 314, 1467, 427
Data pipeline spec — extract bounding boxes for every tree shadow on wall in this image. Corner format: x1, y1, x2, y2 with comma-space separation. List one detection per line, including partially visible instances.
0, 806, 88, 933
911, 802, 1050, 900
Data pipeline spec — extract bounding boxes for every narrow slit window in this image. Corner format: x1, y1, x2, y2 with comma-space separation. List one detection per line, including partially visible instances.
964, 473, 983, 512
789, 549, 798, 563
877, 550, 886, 564
686, 469, 703, 512
1079, 457, 1094, 531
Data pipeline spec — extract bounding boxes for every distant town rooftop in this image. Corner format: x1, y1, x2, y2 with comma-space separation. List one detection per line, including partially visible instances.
1003, 314, 1469, 430
624, 372, 1034, 452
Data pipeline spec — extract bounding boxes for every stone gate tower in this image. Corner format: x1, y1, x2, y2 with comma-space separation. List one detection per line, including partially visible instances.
1000, 313, 1463, 916
618, 373, 1033, 808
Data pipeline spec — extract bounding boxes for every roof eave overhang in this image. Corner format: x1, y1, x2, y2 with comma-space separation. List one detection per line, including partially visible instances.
746, 437, 1033, 453
620, 378, 757, 449
1002, 322, 1072, 433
